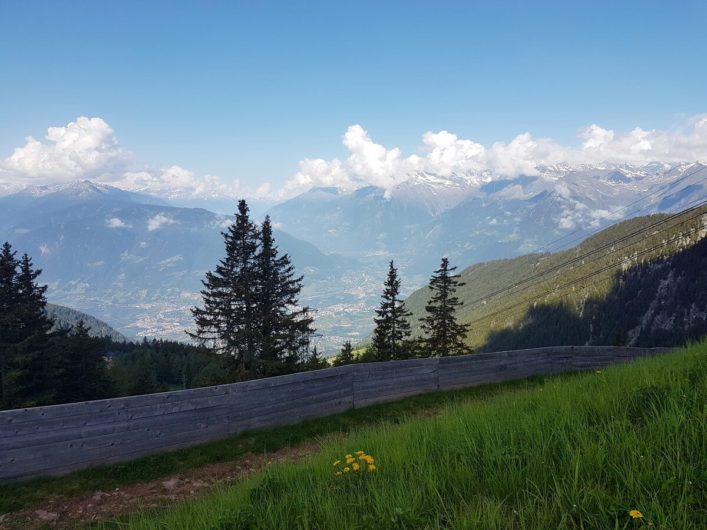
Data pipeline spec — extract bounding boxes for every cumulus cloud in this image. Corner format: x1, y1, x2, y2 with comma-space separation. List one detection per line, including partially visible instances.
106, 217, 129, 229
110, 165, 242, 200
3, 114, 707, 202
147, 213, 177, 231
3, 117, 127, 184
0, 116, 243, 200
280, 116, 707, 198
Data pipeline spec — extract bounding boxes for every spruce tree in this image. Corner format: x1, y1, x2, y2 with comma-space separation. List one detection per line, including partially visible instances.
420, 257, 471, 357
57, 321, 110, 403
189, 200, 261, 373
0, 246, 59, 408
332, 340, 354, 366
256, 216, 314, 366
305, 346, 328, 370
0, 242, 20, 406
372, 261, 412, 360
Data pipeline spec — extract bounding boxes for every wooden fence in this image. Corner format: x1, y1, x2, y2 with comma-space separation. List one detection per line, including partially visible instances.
0, 346, 668, 483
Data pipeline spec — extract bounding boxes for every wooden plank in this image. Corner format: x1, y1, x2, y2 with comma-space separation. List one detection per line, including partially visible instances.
0, 347, 673, 482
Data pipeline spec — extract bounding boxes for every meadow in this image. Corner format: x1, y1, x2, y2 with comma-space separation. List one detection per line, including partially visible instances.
96, 342, 705, 529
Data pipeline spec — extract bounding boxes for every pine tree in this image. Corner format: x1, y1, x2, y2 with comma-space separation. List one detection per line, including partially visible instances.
305, 346, 328, 370
420, 257, 471, 357
0, 246, 59, 408
372, 261, 412, 360
189, 200, 261, 374
332, 340, 355, 366
256, 216, 314, 365
0, 242, 20, 406
57, 321, 110, 403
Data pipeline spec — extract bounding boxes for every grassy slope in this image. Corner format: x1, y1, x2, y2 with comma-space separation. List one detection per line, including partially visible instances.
405, 206, 707, 349
0, 374, 549, 514
103, 342, 705, 530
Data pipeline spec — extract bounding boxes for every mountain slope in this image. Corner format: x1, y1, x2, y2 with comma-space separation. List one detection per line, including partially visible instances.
46, 303, 127, 342
269, 162, 707, 274
405, 204, 707, 349
0, 183, 363, 349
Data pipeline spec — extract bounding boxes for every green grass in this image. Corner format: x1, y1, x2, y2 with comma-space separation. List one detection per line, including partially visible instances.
0, 369, 550, 515
99, 343, 705, 529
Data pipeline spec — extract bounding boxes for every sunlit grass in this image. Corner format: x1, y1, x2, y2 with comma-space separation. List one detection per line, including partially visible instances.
100, 342, 705, 529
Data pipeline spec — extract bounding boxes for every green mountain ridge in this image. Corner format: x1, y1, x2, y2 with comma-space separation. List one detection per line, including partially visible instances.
46, 303, 127, 342
405, 204, 707, 350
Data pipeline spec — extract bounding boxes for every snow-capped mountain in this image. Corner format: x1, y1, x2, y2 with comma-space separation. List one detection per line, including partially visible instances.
269, 162, 707, 274
2, 162, 704, 352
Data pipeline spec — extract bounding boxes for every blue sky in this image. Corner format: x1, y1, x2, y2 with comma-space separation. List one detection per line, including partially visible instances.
1, 0, 706, 199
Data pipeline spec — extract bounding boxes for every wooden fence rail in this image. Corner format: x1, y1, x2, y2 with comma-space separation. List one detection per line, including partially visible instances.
0, 346, 668, 483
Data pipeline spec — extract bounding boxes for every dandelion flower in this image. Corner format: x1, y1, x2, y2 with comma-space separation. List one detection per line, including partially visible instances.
333, 460, 341, 466
335, 471, 342, 476
343, 467, 351, 473
628, 510, 643, 519
356, 451, 365, 456
345, 454, 353, 459
367, 464, 377, 472
352, 462, 360, 471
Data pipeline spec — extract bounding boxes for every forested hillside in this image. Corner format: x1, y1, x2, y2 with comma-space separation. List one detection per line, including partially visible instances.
406, 204, 707, 350
46, 303, 127, 342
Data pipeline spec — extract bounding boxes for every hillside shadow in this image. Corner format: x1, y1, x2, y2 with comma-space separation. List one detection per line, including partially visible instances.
481, 236, 707, 352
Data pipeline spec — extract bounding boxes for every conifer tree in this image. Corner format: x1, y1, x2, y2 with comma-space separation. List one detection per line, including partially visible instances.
0, 242, 20, 406
57, 321, 110, 403
256, 216, 314, 365
332, 340, 354, 366
305, 345, 328, 370
372, 261, 412, 360
189, 200, 261, 373
420, 257, 471, 357
0, 246, 58, 408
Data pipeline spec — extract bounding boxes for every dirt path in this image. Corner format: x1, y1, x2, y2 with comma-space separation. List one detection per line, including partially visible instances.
0, 441, 321, 530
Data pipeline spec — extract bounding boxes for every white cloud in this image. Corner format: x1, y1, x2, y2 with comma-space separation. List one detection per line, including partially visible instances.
147, 213, 177, 231
3, 114, 707, 203
0, 116, 244, 200
112, 165, 242, 200
106, 217, 129, 228
3, 117, 127, 184
281, 115, 707, 198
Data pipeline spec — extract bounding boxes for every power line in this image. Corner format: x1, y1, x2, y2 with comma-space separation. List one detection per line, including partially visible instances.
460, 197, 707, 311
529, 163, 706, 255
463, 213, 706, 329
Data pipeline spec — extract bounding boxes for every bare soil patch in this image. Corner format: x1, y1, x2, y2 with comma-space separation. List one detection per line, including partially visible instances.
0, 441, 321, 530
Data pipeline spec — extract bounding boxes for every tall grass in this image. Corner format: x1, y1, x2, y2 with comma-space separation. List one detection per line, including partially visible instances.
104, 342, 706, 529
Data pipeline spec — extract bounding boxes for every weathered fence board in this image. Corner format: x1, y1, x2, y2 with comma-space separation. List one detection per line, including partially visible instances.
0, 346, 668, 482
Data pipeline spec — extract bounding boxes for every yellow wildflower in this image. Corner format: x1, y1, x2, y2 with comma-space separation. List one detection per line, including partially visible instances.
335, 471, 342, 476
346, 458, 355, 465
367, 464, 377, 472
352, 462, 360, 471
356, 451, 365, 456
363, 455, 375, 464
628, 510, 643, 519
333, 460, 341, 466
345, 454, 353, 459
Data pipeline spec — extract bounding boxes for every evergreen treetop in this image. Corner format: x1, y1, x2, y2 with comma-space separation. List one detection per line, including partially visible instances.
420, 257, 471, 357
257, 216, 314, 365
189, 199, 261, 371
372, 261, 412, 360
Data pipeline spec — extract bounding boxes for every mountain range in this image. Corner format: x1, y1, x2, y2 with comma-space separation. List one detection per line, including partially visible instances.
0, 162, 704, 353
